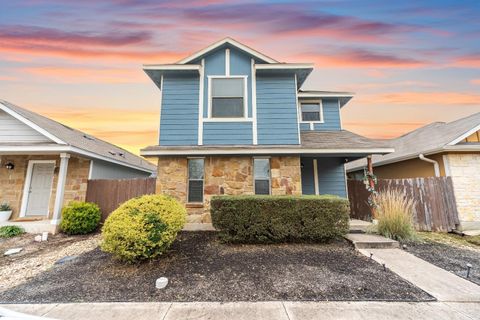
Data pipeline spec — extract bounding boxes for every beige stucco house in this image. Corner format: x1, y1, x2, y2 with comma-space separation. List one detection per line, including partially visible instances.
0, 100, 155, 233
347, 112, 480, 231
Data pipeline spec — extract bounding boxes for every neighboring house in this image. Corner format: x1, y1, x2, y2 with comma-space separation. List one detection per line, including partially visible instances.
141, 38, 392, 224
0, 100, 156, 233
347, 112, 480, 231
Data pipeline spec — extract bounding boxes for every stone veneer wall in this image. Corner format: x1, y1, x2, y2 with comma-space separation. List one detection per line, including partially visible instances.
0, 155, 90, 220
156, 156, 302, 223
445, 153, 480, 230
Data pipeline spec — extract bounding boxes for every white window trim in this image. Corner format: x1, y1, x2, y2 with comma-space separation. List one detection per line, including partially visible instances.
253, 157, 271, 195
187, 158, 205, 204
207, 75, 248, 119
20, 160, 56, 218
299, 100, 324, 126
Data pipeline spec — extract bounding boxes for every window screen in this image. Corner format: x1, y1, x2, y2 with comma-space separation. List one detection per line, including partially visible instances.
301, 103, 321, 121
254, 158, 270, 195
211, 78, 244, 118
188, 158, 204, 202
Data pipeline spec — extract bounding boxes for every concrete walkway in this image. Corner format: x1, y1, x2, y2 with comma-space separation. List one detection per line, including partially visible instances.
360, 248, 480, 302
2, 301, 480, 320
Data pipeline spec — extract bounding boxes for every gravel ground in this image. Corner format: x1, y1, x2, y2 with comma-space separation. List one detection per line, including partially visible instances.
404, 237, 480, 286
0, 232, 433, 303
0, 233, 100, 291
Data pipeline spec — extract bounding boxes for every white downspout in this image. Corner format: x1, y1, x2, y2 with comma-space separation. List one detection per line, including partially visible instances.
419, 154, 440, 177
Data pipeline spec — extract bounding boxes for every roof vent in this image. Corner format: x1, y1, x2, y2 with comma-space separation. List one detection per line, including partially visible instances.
83, 134, 95, 141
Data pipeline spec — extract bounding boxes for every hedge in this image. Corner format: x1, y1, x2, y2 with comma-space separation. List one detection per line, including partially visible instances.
60, 201, 101, 235
101, 194, 186, 262
211, 195, 350, 243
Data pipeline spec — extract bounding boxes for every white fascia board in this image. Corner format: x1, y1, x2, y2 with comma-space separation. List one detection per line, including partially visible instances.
141, 148, 395, 157
0, 145, 154, 173
298, 92, 354, 98
143, 64, 201, 71
0, 102, 66, 145
447, 123, 480, 146
177, 37, 278, 64
443, 145, 480, 151
255, 63, 314, 70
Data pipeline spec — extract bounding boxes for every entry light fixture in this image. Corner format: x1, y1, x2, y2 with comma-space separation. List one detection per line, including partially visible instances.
4, 162, 14, 170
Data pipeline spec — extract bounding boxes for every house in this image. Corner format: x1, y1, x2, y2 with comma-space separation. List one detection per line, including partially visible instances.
346, 112, 480, 231
0, 100, 156, 233
140, 38, 392, 225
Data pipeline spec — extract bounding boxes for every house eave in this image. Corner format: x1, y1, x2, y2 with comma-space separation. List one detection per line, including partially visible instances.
141, 147, 394, 157
0, 145, 155, 174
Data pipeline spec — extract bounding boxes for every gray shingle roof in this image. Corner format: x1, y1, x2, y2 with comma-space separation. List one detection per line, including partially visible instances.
346, 112, 480, 172
300, 130, 391, 150
141, 130, 391, 155
0, 100, 156, 173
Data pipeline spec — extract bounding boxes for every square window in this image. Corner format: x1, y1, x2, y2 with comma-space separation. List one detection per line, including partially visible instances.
211, 78, 245, 118
301, 103, 322, 122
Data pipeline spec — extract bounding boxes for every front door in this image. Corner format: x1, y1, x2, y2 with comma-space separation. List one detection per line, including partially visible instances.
25, 162, 55, 216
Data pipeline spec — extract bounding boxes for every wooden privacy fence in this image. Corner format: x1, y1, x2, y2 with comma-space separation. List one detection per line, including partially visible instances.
347, 177, 459, 232
86, 178, 156, 221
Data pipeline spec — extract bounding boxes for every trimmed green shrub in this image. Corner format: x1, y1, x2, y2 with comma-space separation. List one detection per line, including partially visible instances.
101, 194, 186, 262
0, 225, 24, 238
211, 195, 350, 243
60, 201, 101, 235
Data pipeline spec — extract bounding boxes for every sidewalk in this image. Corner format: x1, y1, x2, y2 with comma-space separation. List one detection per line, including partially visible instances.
2, 301, 480, 320
360, 248, 480, 302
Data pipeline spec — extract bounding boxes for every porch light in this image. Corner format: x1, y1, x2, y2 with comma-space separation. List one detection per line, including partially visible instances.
4, 162, 14, 170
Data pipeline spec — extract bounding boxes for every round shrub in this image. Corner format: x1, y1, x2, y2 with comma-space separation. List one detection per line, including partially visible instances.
101, 194, 186, 262
60, 201, 101, 235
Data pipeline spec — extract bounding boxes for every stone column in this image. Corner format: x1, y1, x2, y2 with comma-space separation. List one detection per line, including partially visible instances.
51, 153, 70, 225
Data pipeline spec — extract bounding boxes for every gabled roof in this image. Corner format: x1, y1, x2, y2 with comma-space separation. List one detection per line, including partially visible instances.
0, 100, 156, 173
141, 130, 393, 156
176, 37, 279, 64
346, 112, 480, 172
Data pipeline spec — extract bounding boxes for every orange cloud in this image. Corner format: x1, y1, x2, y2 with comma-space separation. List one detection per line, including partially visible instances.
294, 49, 426, 68
471, 79, 480, 85
21, 66, 146, 84
453, 54, 480, 68
41, 107, 159, 155
344, 121, 427, 139
357, 91, 480, 105
0, 43, 182, 63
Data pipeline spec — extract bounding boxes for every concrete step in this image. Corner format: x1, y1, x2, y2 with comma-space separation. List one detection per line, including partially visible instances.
349, 219, 373, 233
345, 233, 399, 249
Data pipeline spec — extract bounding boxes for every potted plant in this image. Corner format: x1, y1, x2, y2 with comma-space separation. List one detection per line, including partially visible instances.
0, 202, 13, 222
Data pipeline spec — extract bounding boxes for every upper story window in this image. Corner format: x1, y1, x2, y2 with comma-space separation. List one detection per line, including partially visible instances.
209, 77, 246, 118
300, 102, 323, 122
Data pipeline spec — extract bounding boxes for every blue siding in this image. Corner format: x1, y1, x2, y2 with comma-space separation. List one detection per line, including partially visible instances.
203, 122, 253, 145
203, 48, 225, 118
230, 48, 253, 118
317, 157, 346, 197
257, 75, 299, 144
160, 75, 199, 146
300, 157, 315, 195
300, 98, 341, 132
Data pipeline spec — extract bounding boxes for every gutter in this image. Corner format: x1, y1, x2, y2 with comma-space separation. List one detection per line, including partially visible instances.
419, 154, 440, 177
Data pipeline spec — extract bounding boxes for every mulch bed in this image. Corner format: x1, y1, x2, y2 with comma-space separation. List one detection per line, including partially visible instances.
403, 239, 480, 286
0, 232, 433, 303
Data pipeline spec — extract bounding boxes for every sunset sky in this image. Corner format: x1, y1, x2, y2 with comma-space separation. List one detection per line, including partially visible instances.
1, 0, 479, 155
